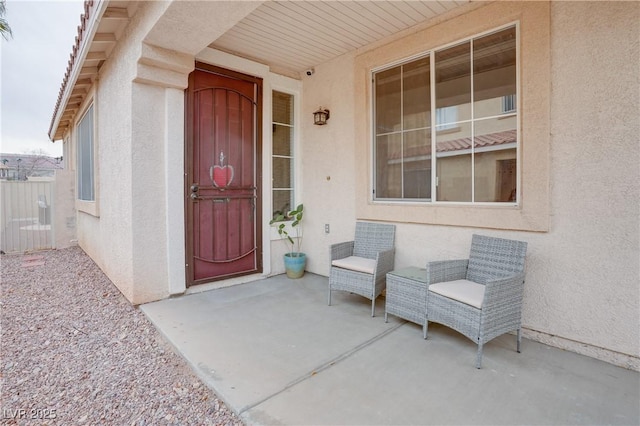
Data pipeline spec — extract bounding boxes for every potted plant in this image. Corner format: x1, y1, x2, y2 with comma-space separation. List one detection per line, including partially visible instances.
270, 203, 306, 278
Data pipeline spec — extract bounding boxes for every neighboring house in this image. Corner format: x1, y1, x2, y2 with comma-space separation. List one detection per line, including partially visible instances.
48, 1, 639, 370
0, 153, 63, 180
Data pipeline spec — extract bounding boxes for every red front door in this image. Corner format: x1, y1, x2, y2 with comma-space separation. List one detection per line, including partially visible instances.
186, 64, 262, 285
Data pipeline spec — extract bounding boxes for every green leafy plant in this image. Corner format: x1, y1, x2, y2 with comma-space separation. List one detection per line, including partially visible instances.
269, 203, 304, 256
0, 1, 13, 41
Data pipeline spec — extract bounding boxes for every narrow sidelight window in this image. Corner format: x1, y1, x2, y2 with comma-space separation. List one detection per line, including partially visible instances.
272, 91, 295, 218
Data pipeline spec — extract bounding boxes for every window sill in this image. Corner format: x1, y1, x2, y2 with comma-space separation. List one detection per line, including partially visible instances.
372, 199, 519, 208
359, 200, 547, 232
76, 199, 99, 217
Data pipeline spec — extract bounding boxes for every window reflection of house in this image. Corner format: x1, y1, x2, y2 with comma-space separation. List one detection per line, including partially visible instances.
435, 106, 458, 130
385, 129, 517, 202
502, 94, 516, 114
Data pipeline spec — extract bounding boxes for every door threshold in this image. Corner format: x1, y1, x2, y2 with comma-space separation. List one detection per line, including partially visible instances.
186, 273, 266, 295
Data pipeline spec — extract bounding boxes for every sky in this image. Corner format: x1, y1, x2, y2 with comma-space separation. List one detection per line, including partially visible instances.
1, 0, 84, 157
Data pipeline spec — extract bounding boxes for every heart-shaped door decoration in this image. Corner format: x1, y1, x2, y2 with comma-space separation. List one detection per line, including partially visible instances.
210, 151, 234, 188
210, 164, 234, 188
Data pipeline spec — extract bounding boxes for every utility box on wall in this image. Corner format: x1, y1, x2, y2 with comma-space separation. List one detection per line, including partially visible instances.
38, 195, 51, 225
54, 170, 77, 249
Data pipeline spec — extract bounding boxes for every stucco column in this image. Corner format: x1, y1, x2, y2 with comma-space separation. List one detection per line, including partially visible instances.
127, 39, 194, 301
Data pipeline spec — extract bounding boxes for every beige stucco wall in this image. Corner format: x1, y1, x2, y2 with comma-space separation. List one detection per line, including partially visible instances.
301, 51, 359, 274
73, 1, 172, 303
539, 1, 639, 366
300, 1, 639, 368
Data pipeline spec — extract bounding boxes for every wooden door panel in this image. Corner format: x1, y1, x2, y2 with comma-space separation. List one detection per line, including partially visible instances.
186, 65, 262, 285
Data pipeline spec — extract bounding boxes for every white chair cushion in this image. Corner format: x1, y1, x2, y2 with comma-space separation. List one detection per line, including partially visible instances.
429, 279, 485, 309
331, 256, 376, 275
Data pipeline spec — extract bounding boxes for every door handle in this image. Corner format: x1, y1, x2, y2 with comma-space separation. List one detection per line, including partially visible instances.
190, 184, 200, 201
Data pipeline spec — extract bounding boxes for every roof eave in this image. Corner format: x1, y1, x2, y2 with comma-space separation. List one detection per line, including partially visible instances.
48, 0, 109, 142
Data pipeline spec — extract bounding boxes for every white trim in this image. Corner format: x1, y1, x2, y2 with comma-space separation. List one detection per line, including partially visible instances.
75, 85, 99, 217
470, 36, 476, 203
271, 91, 296, 215
515, 21, 521, 205
370, 68, 376, 201
165, 88, 186, 295
400, 63, 405, 198
431, 51, 437, 204
269, 79, 303, 243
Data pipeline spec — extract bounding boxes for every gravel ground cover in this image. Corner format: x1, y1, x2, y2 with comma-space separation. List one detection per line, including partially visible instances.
1, 247, 242, 425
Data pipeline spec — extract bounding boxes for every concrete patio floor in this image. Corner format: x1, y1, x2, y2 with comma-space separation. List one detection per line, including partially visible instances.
141, 273, 639, 425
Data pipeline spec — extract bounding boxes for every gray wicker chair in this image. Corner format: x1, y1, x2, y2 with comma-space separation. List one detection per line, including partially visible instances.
424, 234, 528, 368
328, 222, 396, 316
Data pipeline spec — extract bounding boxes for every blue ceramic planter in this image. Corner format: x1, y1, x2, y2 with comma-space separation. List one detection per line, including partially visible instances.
284, 253, 306, 279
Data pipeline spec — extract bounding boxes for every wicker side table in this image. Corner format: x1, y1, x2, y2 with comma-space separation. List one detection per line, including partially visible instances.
385, 266, 428, 327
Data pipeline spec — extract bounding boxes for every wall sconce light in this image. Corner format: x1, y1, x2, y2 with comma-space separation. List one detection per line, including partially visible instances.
313, 107, 330, 125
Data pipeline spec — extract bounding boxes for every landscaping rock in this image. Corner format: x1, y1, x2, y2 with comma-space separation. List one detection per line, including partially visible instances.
1, 247, 242, 425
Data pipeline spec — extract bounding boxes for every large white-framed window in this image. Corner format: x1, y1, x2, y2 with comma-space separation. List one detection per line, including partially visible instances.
272, 91, 295, 219
373, 25, 518, 204
77, 103, 95, 202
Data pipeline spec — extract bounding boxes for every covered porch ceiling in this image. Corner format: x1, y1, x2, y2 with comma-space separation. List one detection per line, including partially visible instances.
210, 0, 469, 74
50, 0, 469, 141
